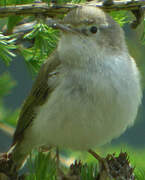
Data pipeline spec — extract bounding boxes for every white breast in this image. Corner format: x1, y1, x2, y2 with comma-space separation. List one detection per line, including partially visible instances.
30, 52, 142, 150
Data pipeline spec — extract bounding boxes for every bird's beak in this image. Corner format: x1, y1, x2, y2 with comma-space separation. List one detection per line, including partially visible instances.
52, 23, 75, 33
47, 20, 79, 33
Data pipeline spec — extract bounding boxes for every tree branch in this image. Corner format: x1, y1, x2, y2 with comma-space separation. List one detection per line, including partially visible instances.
0, 0, 145, 18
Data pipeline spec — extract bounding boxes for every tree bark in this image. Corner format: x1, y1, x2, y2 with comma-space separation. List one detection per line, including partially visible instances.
0, 0, 144, 18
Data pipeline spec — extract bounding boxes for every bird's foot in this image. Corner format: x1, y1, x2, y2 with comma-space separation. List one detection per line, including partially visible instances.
88, 149, 110, 173
55, 147, 67, 178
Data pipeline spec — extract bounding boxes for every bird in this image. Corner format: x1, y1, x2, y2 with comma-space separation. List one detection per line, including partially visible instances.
0, 5, 142, 178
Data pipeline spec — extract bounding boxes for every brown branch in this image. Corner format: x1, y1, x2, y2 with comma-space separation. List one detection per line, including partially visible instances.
0, 122, 14, 136
0, 0, 145, 18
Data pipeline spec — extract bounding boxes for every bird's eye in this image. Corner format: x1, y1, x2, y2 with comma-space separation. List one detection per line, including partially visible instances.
90, 26, 98, 34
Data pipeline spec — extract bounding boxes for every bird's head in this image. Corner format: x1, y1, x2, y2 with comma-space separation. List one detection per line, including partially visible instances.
53, 6, 128, 66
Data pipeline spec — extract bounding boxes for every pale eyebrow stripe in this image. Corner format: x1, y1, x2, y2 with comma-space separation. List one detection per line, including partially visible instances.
80, 19, 95, 25
99, 23, 111, 29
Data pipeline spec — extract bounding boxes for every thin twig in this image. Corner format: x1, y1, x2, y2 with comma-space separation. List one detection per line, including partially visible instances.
0, 0, 145, 18
0, 122, 14, 136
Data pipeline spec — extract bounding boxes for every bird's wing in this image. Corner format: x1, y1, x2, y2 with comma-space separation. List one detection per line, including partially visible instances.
12, 51, 60, 145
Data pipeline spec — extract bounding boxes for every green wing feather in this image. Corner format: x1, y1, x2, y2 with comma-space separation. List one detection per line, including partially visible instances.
12, 52, 60, 144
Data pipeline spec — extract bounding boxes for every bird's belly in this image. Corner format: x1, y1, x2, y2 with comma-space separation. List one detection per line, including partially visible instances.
30, 73, 141, 150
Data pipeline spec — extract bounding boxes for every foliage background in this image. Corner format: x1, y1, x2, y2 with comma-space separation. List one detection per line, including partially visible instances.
0, 0, 145, 179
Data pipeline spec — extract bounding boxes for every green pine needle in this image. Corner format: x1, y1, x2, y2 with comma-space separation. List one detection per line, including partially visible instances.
80, 163, 98, 180
25, 147, 145, 180
26, 151, 57, 180
110, 11, 129, 27
0, 32, 16, 65
22, 22, 59, 73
